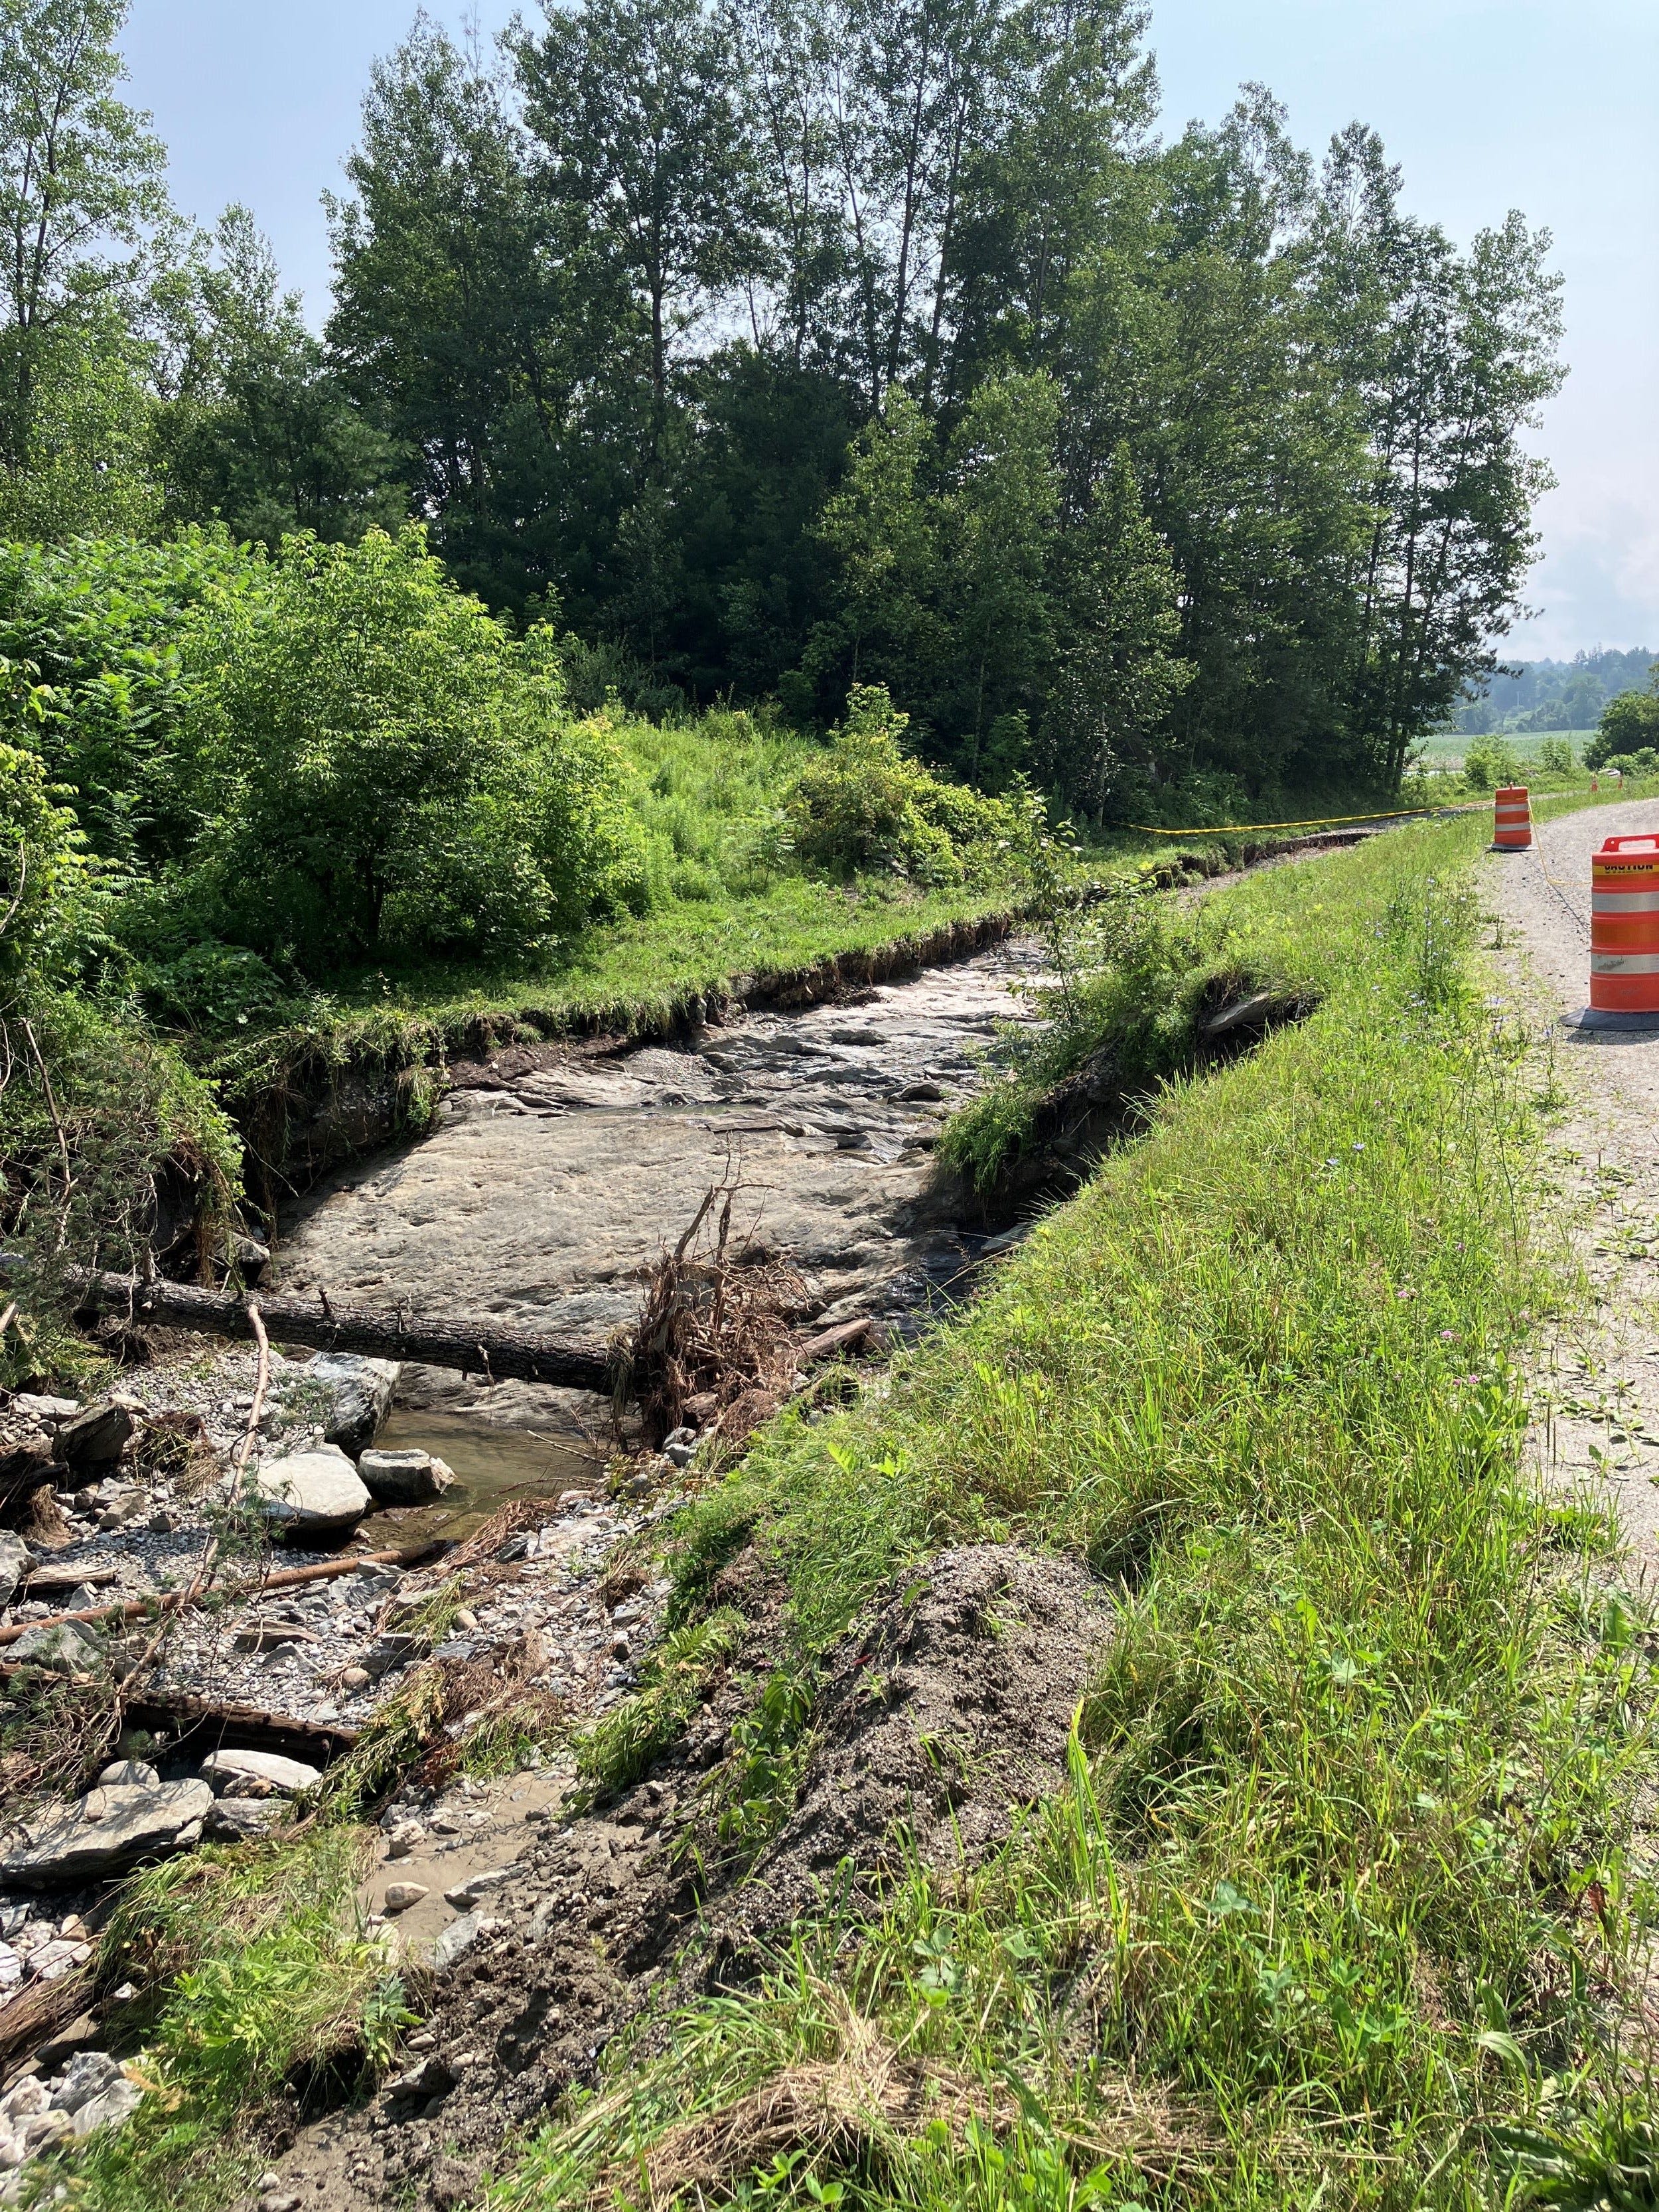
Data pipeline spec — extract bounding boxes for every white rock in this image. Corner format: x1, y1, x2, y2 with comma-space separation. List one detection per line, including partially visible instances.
357, 1449, 455, 1506
17, 2111, 70, 2157
70, 2080, 143, 2138
1, 1779, 214, 1885
443, 1867, 514, 1909
50, 2053, 121, 2114
199, 1749, 322, 1799
246, 1447, 370, 1540
30, 1939, 92, 1980
289, 1355, 399, 1457
9, 1621, 105, 1676
203, 1798, 282, 1843
433, 1912, 502, 1972
0, 1533, 29, 1611
98, 1760, 159, 1788
0, 2083, 47, 2124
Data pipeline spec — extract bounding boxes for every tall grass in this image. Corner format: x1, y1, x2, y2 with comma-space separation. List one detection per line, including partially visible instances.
494, 813, 1659, 2207
60, 1832, 403, 2212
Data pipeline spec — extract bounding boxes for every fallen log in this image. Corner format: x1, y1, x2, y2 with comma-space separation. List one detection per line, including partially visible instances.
118, 1691, 359, 1766
0, 1261, 616, 1392
0, 1969, 92, 2078
0, 1541, 447, 1650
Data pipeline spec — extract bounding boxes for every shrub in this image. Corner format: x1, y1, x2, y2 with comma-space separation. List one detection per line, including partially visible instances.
0, 530, 255, 868
1461, 734, 1522, 792
0, 743, 108, 1007
1537, 735, 1575, 776
1587, 687, 1659, 769
787, 684, 1015, 885
1601, 748, 1659, 781
184, 529, 649, 968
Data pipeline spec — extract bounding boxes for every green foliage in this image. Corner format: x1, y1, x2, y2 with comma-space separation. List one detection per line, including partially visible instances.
1461, 732, 1524, 792
1603, 749, 1659, 782
0, 741, 104, 1003
70, 1830, 405, 2211
569, 1607, 743, 1800
0, 0, 173, 538
1585, 686, 1659, 769
499, 810, 1652, 2207
1537, 734, 1575, 776
161, 206, 405, 548
0, 529, 252, 865
786, 686, 1019, 886
177, 526, 648, 968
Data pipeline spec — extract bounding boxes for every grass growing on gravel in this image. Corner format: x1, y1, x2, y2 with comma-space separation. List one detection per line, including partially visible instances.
494, 812, 1659, 2209
58, 1832, 404, 2212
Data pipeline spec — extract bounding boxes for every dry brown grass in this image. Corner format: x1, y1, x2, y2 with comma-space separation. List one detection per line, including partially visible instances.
591, 1990, 1207, 2207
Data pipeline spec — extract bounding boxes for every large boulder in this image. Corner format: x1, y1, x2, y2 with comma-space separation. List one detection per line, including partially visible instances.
203, 1797, 284, 1844
1, 1779, 213, 1886
246, 1446, 370, 1542
52, 1402, 134, 1473
199, 1749, 321, 1799
358, 1448, 455, 1506
297, 1354, 399, 1457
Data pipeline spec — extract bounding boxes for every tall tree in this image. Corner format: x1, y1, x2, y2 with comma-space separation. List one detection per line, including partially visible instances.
326, 19, 616, 608
942, 366, 1060, 781
1317, 125, 1565, 785
0, 0, 172, 531
1040, 441, 1188, 813
162, 206, 403, 545
514, 0, 759, 445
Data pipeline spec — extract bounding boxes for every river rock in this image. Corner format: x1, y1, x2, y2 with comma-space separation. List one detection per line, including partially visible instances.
98, 1760, 159, 1788
200, 1749, 321, 1799
50, 2053, 121, 2114
70, 2080, 143, 2138
0, 1532, 28, 1609
382, 1882, 427, 1914
246, 1445, 370, 1540
362, 1630, 421, 1679
299, 1354, 399, 1457
1, 1779, 213, 1886
433, 1912, 502, 1972
203, 1797, 283, 1843
442, 1866, 514, 1909
358, 1448, 455, 1505
10, 1621, 105, 1676
52, 1402, 133, 1471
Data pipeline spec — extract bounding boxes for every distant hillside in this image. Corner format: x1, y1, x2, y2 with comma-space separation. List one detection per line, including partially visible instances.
1456, 647, 1656, 733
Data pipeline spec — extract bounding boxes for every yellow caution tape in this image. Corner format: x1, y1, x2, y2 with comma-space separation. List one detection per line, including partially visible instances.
1122, 802, 1485, 838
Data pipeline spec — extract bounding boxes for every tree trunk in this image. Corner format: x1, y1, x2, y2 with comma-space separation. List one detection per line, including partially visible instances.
10, 1266, 616, 1392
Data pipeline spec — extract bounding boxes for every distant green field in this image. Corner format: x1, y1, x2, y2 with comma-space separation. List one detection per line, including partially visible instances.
1417, 727, 1583, 764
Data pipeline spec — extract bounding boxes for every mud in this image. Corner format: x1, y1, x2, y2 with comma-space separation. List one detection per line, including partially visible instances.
262, 1545, 1113, 2211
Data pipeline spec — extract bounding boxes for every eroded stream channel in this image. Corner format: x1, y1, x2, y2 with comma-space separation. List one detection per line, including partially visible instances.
274, 936, 1048, 1495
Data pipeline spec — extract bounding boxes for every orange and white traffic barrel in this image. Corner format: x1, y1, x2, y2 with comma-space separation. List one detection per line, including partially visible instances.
1492, 786, 1532, 849
1591, 836, 1659, 1015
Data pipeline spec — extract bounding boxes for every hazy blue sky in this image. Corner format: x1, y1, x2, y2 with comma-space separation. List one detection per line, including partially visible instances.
119, 0, 1658, 660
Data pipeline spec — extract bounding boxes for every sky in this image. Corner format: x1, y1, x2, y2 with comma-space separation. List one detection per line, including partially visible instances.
118, 0, 1659, 663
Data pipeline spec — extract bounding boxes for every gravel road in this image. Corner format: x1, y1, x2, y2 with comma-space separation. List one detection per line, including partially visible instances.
1490, 798, 1659, 1580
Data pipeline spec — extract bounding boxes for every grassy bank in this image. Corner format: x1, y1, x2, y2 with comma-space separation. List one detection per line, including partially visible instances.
486, 810, 1655, 2207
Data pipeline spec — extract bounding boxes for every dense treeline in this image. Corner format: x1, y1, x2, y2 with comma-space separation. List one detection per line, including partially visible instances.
1455, 647, 1656, 735
0, 0, 1563, 816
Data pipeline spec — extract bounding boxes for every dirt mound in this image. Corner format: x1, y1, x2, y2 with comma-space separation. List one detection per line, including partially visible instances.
264, 1546, 1112, 2211
735, 1544, 1113, 1939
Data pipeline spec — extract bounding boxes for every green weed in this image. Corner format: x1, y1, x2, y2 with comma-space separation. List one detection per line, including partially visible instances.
495, 810, 1659, 2207
569, 1608, 745, 1803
